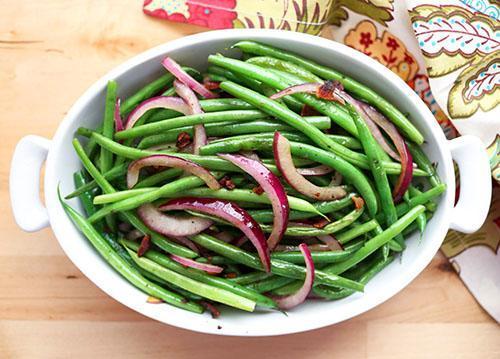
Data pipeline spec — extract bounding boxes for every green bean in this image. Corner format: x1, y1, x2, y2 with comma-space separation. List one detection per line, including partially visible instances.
270, 248, 355, 264
216, 81, 427, 175
147, 98, 256, 123
234, 41, 424, 144
336, 219, 379, 244
79, 129, 280, 174
94, 188, 155, 204
73, 171, 101, 223
100, 81, 118, 172
126, 248, 256, 312
134, 168, 183, 188
262, 207, 364, 236
247, 56, 322, 83
161, 187, 323, 216
228, 272, 271, 285
347, 103, 402, 246
248, 194, 355, 223
324, 205, 425, 275
88, 175, 209, 222
402, 212, 433, 237
121, 240, 276, 308
65, 163, 128, 199
59, 191, 203, 313
190, 233, 364, 292
312, 253, 395, 299
407, 142, 441, 186
395, 183, 446, 217
247, 276, 295, 293
120, 67, 201, 115
138, 117, 332, 149
115, 110, 268, 141
200, 135, 378, 216
209, 55, 358, 136
72, 138, 198, 258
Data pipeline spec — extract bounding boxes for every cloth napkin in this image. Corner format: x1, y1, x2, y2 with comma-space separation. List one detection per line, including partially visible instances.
143, 0, 500, 321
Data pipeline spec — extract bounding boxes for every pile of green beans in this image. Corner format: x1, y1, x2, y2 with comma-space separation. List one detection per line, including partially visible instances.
62, 40, 445, 316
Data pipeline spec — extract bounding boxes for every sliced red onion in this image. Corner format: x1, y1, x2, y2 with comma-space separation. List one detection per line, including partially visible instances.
330, 172, 343, 186
275, 244, 331, 252
137, 203, 213, 238
125, 96, 190, 130
161, 57, 218, 99
218, 153, 289, 250
126, 154, 221, 190
170, 254, 223, 274
270, 81, 345, 104
159, 197, 271, 272
214, 231, 234, 243
275, 243, 315, 310
273, 132, 346, 201
336, 90, 413, 202
240, 150, 261, 162
270, 83, 322, 100
360, 104, 414, 202
169, 236, 200, 254
173, 80, 206, 154
316, 235, 343, 251
232, 235, 248, 247
114, 98, 124, 132
126, 229, 144, 241
296, 165, 333, 176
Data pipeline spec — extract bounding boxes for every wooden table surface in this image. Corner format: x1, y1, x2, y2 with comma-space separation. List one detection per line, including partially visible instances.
1, 1, 498, 358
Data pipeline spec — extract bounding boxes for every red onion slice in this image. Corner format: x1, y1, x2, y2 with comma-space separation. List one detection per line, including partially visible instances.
233, 235, 248, 247
159, 197, 271, 272
351, 102, 413, 202
114, 98, 124, 132
214, 231, 235, 243
270, 81, 345, 104
162, 57, 218, 99
275, 244, 331, 252
273, 132, 347, 201
170, 254, 223, 274
218, 153, 289, 250
316, 235, 343, 251
126, 154, 221, 190
137, 203, 213, 237
296, 165, 333, 176
360, 104, 414, 201
275, 243, 315, 310
169, 236, 200, 254
270, 83, 322, 100
125, 96, 190, 130
174, 80, 207, 154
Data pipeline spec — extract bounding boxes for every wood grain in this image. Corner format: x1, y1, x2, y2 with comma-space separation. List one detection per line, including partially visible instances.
1, 1, 498, 358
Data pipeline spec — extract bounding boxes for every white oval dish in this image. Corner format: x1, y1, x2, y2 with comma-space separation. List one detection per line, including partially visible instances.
10, 29, 492, 336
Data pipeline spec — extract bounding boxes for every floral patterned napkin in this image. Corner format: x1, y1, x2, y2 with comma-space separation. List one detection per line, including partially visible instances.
143, 0, 499, 321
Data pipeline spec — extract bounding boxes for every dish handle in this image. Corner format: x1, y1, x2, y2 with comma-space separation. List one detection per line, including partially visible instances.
10, 135, 52, 232
448, 135, 492, 233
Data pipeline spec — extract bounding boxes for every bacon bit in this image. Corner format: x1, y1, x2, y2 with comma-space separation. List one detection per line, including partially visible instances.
312, 217, 330, 228
351, 196, 365, 210
200, 301, 220, 318
203, 78, 221, 90
146, 296, 163, 304
225, 272, 238, 279
300, 104, 320, 116
176, 131, 192, 149
317, 80, 345, 104
219, 175, 236, 190
252, 185, 264, 195
137, 235, 151, 257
